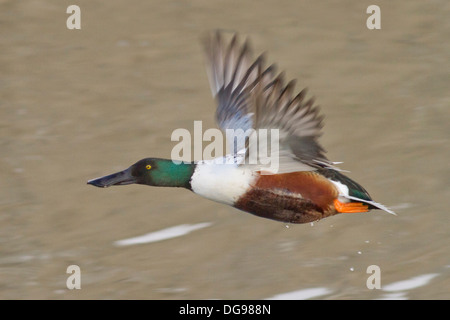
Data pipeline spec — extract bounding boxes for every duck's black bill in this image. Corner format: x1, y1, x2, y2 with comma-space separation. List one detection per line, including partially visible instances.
87, 168, 136, 188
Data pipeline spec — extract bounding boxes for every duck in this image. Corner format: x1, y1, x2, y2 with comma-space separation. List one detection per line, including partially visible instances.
88, 31, 395, 224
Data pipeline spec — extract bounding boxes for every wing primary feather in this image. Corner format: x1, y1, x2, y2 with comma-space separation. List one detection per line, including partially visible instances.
203, 31, 335, 170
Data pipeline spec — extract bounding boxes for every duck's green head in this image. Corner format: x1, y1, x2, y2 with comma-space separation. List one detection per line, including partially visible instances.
88, 158, 195, 189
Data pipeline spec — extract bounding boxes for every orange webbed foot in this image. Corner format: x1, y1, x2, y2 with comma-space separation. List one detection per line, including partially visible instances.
334, 199, 369, 213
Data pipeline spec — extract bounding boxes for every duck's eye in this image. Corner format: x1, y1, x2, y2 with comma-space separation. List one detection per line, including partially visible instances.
146, 165, 152, 170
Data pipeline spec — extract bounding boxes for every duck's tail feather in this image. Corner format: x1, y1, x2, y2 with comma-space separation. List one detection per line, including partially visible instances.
345, 195, 396, 215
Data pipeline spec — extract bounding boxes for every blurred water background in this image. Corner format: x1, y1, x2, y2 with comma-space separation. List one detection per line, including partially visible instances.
0, 0, 448, 299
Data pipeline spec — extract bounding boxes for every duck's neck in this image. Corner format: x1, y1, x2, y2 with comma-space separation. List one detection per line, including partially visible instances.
149, 160, 196, 189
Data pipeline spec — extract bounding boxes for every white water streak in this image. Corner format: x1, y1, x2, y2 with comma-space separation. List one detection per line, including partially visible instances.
114, 222, 213, 246
382, 273, 439, 292
266, 287, 332, 300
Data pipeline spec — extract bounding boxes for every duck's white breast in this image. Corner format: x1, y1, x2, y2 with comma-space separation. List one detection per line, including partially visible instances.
190, 156, 257, 206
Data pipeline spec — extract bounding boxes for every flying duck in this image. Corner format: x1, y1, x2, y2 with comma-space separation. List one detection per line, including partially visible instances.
88, 32, 395, 224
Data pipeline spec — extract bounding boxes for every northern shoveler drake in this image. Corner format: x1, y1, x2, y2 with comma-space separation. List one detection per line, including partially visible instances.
88, 31, 395, 224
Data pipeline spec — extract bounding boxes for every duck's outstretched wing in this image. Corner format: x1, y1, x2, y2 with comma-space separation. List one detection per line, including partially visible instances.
203, 31, 333, 171
202, 32, 261, 153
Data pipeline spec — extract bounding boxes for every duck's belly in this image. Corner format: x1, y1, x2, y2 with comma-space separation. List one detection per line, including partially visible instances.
234, 171, 339, 224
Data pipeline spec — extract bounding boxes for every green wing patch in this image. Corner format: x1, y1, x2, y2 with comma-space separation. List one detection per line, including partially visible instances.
318, 169, 373, 202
